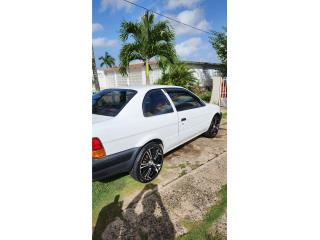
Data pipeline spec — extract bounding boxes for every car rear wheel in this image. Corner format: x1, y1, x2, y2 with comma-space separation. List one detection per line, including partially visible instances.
130, 142, 163, 183
203, 114, 221, 138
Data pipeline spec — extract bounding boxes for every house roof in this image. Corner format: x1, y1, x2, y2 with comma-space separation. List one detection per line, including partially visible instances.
181, 61, 222, 69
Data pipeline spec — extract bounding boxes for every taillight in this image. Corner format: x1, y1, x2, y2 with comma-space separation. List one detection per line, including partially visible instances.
92, 137, 106, 159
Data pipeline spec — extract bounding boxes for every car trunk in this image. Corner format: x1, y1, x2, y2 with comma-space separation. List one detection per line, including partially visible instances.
92, 114, 114, 124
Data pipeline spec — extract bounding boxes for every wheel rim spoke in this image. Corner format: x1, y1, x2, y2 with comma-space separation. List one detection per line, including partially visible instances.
154, 164, 161, 173
153, 149, 162, 161
145, 167, 152, 180
140, 162, 148, 170
209, 117, 220, 135
146, 149, 152, 160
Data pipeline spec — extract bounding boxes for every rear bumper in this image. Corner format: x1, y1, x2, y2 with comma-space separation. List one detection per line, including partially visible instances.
92, 147, 140, 181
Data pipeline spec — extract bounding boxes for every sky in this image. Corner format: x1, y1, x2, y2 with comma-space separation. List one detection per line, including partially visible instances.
92, 0, 226, 69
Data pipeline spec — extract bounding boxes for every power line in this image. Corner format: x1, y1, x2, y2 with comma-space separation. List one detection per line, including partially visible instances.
121, 0, 212, 34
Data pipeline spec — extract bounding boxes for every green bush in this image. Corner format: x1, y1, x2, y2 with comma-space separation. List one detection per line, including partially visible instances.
156, 61, 197, 90
199, 91, 212, 102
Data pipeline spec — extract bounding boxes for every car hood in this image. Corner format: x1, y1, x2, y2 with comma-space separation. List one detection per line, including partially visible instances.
92, 114, 114, 124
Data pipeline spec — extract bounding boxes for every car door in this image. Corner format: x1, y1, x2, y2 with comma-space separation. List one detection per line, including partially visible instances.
164, 88, 208, 144
141, 89, 179, 152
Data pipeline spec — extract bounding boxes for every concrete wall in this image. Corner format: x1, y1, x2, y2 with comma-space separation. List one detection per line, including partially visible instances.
99, 65, 221, 91
101, 66, 162, 87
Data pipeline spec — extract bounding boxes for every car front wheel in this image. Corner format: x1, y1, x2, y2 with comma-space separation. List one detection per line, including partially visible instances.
130, 142, 163, 183
203, 114, 221, 138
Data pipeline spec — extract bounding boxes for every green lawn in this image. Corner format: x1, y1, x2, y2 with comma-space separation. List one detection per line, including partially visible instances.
178, 185, 227, 240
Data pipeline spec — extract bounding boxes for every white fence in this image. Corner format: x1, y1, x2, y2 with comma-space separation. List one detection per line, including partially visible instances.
97, 67, 227, 107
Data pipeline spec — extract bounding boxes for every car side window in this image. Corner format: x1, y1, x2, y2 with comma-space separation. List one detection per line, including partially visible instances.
165, 89, 205, 112
143, 89, 174, 117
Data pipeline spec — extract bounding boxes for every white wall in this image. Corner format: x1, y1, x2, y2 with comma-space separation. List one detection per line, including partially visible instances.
100, 64, 220, 89
97, 70, 107, 89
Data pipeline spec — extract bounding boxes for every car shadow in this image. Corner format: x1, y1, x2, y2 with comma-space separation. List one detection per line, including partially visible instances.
92, 183, 175, 240
97, 172, 129, 183
164, 135, 202, 158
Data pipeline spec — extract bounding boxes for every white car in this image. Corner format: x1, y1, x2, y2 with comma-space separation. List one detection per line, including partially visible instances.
92, 85, 221, 183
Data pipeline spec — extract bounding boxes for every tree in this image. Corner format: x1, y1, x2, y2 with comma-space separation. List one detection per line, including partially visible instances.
119, 11, 177, 84
209, 27, 227, 104
157, 61, 197, 90
209, 27, 227, 77
92, 45, 100, 92
99, 51, 115, 69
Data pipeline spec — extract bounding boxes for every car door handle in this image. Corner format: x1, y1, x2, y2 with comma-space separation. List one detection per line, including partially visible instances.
181, 118, 186, 122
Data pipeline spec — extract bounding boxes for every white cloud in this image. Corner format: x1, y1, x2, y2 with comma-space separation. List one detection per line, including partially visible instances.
166, 0, 202, 9
171, 9, 210, 36
92, 37, 118, 48
92, 23, 104, 32
175, 37, 202, 57
100, 0, 136, 12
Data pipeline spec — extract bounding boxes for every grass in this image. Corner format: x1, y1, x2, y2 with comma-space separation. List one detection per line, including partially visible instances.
178, 163, 187, 169
221, 112, 227, 120
179, 169, 188, 178
92, 175, 159, 226
177, 185, 227, 240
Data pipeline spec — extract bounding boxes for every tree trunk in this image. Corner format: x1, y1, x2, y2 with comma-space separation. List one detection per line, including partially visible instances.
92, 46, 100, 92
145, 59, 150, 85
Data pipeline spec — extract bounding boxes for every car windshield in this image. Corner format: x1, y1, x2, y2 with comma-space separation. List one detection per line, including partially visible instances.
92, 89, 137, 117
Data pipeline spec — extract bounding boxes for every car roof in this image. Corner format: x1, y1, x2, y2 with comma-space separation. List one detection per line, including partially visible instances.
108, 85, 184, 92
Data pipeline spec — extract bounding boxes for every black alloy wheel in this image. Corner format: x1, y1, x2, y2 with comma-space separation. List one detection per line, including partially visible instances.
131, 142, 163, 183
204, 114, 221, 138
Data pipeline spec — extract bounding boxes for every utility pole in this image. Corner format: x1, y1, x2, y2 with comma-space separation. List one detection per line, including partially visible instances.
92, 45, 100, 92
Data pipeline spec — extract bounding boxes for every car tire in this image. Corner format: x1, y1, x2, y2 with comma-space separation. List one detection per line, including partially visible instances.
203, 114, 221, 138
130, 142, 164, 183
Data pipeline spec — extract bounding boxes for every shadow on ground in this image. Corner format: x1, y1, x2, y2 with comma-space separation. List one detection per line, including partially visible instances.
97, 172, 129, 183
93, 183, 175, 240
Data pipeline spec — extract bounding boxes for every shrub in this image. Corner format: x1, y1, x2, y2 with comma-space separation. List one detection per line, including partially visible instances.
199, 91, 212, 102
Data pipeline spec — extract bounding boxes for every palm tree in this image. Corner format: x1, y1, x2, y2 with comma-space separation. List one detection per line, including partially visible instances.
119, 11, 177, 85
92, 45, 100, 92
99, 51, 115, 69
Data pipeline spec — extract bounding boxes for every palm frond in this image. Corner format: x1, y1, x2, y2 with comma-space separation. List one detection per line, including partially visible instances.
120, 21, 140, 41
119, 43, 145, 75
118, 65, 128, 76
151, 42, 177, 63
151, 21, 175, 43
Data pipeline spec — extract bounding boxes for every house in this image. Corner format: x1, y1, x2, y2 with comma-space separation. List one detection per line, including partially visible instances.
183, 61, 222, 90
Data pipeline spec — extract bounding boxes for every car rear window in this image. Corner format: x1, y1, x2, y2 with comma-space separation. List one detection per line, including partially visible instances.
92, 89, 137, 116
